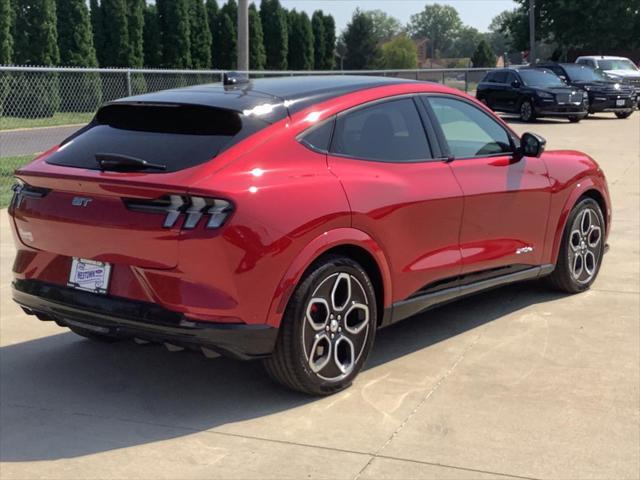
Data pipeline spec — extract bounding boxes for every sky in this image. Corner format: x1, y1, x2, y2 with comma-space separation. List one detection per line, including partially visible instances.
275, 0, 519, 33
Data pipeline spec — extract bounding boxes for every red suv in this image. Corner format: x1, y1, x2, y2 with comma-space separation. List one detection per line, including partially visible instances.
9, 76, 611, 395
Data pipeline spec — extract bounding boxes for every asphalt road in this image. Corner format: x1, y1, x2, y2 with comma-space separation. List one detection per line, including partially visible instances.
0, 125, 83, 157
1, 113, 638, 479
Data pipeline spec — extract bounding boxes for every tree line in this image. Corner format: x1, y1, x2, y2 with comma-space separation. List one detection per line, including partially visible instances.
0, 0, 337, 70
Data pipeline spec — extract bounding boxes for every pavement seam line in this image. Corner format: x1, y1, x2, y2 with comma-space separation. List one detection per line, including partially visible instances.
5, 401, 538, 480
352, 330, 484, 480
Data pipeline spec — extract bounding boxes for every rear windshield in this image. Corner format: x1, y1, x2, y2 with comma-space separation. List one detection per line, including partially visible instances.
46, 103, 267, 173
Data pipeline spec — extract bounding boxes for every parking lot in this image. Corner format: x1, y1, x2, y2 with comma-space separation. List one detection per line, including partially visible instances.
1, 113, 638, 479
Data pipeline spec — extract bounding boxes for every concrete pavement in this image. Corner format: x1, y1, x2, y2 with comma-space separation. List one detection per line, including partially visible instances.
0, 113, 638, 479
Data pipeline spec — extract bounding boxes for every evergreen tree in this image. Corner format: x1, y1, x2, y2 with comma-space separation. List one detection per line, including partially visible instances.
101, 0, 130, 66
57, 0, 97, 67
127, 0, 145, 67
89, 0, 105, 66
206, 0, 221, 67
13, 0, 60, 65
189, 0, 211, 68
157, 0, 191, 68
248, 3, 265, 70
260, 0, 287, 69
343, 9, 380, 70
143, 4, 162, 67
471, 39, 496, 68
321, 14, 336, 69
217, 11, 236, 69
56, 0, 101, 112
311, 11, 325, 70
287, 10, 313, 70
222, 0, 237, 25
0, 0, 13, 64
11, 0, 60, 117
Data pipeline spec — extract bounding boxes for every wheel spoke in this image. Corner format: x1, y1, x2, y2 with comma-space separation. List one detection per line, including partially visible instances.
305, 298, 330, 331
584, 251, 596, 276
308, 333, 332, 373
580, 210, 592, 236
588, 226, 601, 249
331, 273, 352, 312
333, 335, 355, 375
344, 302, 369, 335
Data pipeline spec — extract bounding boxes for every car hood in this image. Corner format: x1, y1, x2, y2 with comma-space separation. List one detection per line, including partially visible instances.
603, 69, 640, 79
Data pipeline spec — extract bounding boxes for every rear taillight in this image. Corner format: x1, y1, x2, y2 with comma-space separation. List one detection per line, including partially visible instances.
124, 195, 233, 230
11, 179, 51, 208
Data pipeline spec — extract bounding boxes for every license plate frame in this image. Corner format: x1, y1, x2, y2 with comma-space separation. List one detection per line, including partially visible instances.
68, 258, 111, 294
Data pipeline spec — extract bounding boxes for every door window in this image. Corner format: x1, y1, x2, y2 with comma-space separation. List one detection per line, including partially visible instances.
330, 98, 432, 162
427, 96, 512, 159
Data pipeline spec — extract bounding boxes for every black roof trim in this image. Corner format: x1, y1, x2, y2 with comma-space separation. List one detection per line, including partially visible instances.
111, 75, 416, 121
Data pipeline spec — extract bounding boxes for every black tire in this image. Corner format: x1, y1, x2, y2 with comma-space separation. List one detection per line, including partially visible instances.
519, 99, 536, 122
263, 255, 377, 395
615, 111, 633, 119
546, 198, 605, 293
568, 115, 582, 123
69, 325, 121, 343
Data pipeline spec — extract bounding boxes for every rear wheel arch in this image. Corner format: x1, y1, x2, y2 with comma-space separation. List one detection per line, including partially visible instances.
266, 230, 393, 328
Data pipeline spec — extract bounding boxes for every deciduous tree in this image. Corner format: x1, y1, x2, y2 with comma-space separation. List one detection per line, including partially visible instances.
408, 4, 462, 59
364, 10, 402, 44
381, 35, 417, 69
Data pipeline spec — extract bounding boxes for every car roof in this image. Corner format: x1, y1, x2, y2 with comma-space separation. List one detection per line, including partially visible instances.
577, 56, 629, 60
111, 75, 416, 122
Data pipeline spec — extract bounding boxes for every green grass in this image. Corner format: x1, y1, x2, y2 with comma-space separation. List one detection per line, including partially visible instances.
1, 155, 36, 208
0, 112, 94, 131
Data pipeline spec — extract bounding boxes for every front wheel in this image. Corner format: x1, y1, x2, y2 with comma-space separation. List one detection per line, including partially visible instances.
546, 198, 605, 293
519, 99, 536, 122
568, 115, 583, 123
615, 111, 633, 119
263, 255, 377, 395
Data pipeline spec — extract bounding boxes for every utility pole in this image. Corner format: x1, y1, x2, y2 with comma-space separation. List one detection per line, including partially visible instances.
529, 0, 536, 65
237, 0, 249, 71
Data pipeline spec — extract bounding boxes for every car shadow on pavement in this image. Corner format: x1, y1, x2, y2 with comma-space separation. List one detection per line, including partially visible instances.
0, 282, 564, 462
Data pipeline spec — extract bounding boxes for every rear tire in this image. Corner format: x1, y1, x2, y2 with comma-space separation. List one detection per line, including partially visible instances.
519, 99, 536, 122
69, 325, 121, 343
615, 111, 633, 119
263, 255, 377, 395
546, 198, 605, 293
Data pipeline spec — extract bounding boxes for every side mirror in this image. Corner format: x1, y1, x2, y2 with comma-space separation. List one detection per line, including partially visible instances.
520, 132, 547, 158
559, 75, 568, 82
511, 80, 521, 88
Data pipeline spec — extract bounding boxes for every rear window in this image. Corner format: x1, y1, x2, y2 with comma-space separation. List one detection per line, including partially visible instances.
46, 103, 267, 173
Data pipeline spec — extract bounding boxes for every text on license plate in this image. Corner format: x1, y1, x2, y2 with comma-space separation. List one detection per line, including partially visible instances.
68, 258, 111, 294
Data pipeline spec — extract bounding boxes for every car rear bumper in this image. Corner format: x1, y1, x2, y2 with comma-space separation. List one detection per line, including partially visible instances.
12, 279, 278, 360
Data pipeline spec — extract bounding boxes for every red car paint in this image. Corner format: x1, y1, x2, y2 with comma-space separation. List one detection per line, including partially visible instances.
8, 80, 611, 335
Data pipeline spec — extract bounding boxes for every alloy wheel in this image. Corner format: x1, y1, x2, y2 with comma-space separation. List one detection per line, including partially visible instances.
568, 208, 602, 284
520, 101, 533, 121
302, 272, 371, 382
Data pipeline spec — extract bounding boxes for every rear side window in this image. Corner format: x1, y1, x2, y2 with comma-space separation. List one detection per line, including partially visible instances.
330, 98, 432, 162
299, 118, 335, 153
46, 104, 266, 173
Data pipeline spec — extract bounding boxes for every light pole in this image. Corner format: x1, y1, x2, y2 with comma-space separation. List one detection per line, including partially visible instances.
529, 0, 536, 65
237, 0, 249, 71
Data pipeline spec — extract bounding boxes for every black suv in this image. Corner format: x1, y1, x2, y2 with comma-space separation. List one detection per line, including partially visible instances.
476, 68, 589, 122
535, 63, 636, 119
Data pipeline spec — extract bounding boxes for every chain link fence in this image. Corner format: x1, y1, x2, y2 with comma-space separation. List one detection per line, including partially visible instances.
0, 65, 494, 206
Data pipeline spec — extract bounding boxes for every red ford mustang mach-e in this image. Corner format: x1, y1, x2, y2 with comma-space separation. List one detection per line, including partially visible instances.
9, 75, 611, 395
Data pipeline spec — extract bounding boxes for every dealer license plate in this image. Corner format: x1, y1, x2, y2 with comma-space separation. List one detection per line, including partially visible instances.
68, 258, 111, 294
